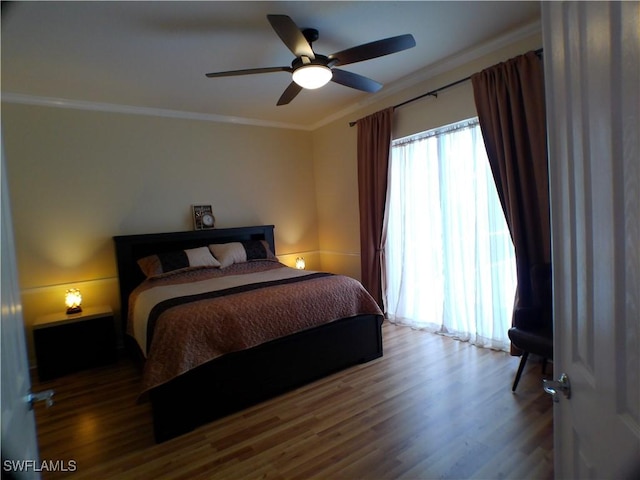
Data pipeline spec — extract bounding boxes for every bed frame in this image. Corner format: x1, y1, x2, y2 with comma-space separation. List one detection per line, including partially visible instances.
113, 225, 383, 442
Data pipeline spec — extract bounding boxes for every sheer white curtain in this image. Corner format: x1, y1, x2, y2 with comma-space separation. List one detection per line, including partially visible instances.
384, 118, 516, 351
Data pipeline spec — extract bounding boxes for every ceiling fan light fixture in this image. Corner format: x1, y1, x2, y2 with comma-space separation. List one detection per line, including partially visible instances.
292, 64, 332, 89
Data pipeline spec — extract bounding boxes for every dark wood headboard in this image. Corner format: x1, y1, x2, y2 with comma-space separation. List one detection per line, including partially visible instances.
113, 225, 275, 333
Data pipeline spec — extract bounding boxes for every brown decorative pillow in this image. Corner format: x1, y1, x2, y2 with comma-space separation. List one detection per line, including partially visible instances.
137, 246, 221, 278
209, 240, 276, 268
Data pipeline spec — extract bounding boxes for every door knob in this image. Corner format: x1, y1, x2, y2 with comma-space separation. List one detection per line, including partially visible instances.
25, 389, 55, 410
543, 373, 571, 402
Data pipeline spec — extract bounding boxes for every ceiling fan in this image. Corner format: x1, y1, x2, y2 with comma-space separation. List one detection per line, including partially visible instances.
205, 14, 416, 106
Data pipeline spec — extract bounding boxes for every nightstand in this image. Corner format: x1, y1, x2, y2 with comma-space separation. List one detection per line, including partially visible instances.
33, 305, 117, 381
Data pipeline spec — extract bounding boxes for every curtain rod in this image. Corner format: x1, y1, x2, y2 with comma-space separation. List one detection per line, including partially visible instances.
349, 47, 543, 127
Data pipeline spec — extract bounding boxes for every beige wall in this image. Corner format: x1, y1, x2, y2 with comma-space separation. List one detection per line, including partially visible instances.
311, 119, 362, 279
312, 32, 542, 279
2, 104, 318, 359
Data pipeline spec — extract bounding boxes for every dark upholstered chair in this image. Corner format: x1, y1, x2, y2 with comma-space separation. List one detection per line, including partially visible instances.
507, 263, 553, 392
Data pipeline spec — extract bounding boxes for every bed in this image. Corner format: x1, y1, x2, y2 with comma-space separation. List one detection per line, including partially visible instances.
113, 225, 384, 442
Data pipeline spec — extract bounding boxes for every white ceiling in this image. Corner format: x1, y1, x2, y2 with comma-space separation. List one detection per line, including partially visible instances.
1, 1, 541, 129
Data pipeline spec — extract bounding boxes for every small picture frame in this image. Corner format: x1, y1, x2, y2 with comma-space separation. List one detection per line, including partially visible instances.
192, 205, 215, 230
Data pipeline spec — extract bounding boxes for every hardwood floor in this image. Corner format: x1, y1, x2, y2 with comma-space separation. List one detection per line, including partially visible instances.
31, 322, 554, 479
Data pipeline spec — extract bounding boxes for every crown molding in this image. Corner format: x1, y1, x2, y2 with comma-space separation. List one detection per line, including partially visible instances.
310, 19, 542, 130
0, 93, 312, 131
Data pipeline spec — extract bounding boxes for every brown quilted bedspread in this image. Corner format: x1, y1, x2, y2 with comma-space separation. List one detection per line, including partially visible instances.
129, 261, 382, 393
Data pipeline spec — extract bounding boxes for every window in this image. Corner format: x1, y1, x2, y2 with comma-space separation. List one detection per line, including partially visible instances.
384, 118, 516, 351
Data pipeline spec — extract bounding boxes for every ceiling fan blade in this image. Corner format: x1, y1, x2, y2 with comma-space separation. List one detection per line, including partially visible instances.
206, 66, 292, 78
329, 34, 416, 66
277, 82, 303, 106
330, 69, 383, 93
267, 14, 315, 59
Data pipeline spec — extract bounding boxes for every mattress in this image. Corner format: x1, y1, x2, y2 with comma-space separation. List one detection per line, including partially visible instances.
128, 260, 382, 392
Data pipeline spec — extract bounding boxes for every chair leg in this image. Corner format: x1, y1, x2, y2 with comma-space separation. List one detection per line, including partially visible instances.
512, 351, 530, 392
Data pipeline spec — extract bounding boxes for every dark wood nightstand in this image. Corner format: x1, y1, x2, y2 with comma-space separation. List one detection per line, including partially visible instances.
33, 305, 117, 381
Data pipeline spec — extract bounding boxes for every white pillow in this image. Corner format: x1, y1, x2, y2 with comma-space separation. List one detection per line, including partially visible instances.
209, 240, 276, 268
209, 243, 247, 268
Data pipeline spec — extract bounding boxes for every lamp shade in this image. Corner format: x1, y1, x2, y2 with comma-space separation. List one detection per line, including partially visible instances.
292, 65, 332, 89
65, 288, 82, 314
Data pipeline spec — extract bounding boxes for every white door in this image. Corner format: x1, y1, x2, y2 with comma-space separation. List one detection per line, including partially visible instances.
542, 1, 640, 478
1, 138, 41, 478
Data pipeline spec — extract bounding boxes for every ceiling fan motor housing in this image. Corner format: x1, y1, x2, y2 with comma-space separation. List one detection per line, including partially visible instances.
292, 54, 331, 69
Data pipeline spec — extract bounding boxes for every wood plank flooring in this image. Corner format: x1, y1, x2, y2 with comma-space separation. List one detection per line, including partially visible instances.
31, 322, 554, 479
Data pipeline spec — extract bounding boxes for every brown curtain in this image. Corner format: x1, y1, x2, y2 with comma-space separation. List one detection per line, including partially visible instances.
471, 51, 551, 326
356, 107, 393, 308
